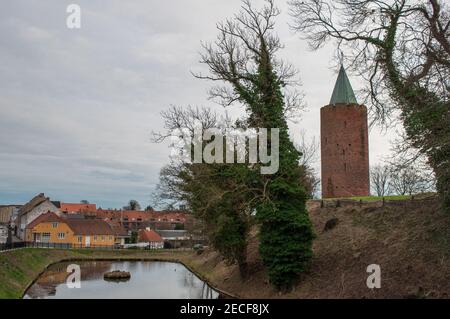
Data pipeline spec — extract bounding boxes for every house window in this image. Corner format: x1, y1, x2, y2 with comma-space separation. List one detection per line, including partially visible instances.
57, 232, 65, 239
94, 235, 97, 241
42, 233, 51, 243
52, 222, 58, 228
77, 236, 82, 243
101, 236, 105, 241
109, 236, 112, 240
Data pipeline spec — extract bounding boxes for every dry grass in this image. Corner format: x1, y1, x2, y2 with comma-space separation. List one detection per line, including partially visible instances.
187, 197, 450, 299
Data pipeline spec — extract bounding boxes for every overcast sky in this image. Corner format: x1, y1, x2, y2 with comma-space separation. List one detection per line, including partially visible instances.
0, 0, 396, 208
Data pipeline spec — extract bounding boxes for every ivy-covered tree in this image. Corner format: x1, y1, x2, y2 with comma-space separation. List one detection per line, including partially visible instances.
152, 106, 253, 278
196, 0, 314, 289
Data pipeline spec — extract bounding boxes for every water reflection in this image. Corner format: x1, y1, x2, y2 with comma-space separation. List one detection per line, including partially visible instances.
24, 261, 219, 299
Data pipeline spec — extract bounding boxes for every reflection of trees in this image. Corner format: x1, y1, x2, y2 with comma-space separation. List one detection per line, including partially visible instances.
177, 264, 218, 299
200, 282, 215, 299
25, 282, 57, 299
25, 261, 219, 299
25, 261, 113, 298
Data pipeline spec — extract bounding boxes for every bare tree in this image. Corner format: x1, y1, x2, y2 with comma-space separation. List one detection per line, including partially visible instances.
195, 0, 306, 123
151, 105, 218, 144
124, 200, 141, 211
295, 133, 321, 198
389, 166, 434, 196
370, 165, 391, 196
289, 0, 449, 122
295, 132, 319, 168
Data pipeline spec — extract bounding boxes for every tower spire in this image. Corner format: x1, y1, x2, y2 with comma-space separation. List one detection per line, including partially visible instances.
329, 65, 358, 105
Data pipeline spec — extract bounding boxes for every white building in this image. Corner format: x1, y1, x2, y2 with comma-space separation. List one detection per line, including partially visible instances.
0, 224, 8, 244
16, 193, 60, 240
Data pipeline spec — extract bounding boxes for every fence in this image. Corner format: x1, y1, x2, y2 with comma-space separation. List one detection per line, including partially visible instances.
313, 195, 439, 210
0, 240, 206, 252
0, 241, 26, 251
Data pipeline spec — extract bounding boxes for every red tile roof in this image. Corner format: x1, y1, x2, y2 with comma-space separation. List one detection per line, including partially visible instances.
26, 211, 114, 236
26, 211, 64, 229
60, 203, 97, 213
106, 220, 129, 237
68, 209, 189, 224
138, 229, 163, 243
65, 219, 114, 236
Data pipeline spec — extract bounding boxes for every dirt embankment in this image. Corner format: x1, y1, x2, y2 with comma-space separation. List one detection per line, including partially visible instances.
186, 197, 450, 298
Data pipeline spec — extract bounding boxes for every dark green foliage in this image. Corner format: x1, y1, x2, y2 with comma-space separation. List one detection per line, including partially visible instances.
257, 192, 314, 289
174, 223, 184, 230
248, 60, 314, 289
129, 231, 138, 244
211, 211, 249, 277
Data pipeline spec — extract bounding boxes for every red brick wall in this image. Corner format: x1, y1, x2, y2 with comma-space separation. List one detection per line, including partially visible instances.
320, 104, 370, 198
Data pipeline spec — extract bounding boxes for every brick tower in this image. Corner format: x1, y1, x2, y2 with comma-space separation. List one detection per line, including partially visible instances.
321, 65, 369, 198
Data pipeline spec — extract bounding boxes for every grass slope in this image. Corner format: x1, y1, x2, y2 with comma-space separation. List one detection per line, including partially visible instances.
187, 197, 450, 298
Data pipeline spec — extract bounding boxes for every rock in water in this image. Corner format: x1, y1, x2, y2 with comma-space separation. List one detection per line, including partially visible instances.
104, 270, 131, 281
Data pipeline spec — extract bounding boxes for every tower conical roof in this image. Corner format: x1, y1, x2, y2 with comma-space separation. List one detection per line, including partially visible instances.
329, 65, 358, 105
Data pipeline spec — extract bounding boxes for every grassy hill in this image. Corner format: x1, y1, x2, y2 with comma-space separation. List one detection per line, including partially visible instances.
188, 196, 450, 298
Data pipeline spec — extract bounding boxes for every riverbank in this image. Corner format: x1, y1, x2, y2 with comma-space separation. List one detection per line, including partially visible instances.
0, 249, 195, 298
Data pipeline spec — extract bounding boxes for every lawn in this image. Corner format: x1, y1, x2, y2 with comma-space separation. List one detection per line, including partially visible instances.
349, 195, 411, 201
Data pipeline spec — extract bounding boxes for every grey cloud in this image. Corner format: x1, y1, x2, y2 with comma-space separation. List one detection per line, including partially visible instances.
0, 0, 396, 208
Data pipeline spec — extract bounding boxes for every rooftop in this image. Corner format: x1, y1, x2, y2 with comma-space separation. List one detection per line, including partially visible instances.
329, 65, 358, 105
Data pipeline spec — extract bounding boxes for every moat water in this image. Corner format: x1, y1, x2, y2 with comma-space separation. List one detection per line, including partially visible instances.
23, 260, 219, 299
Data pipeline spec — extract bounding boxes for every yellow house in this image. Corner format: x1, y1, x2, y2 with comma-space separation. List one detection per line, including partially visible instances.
26, 212, 115, 247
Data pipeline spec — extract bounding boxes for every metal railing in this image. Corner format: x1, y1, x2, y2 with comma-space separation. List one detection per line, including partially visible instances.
0, 240, 206, 252
0, 241, 26, 251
